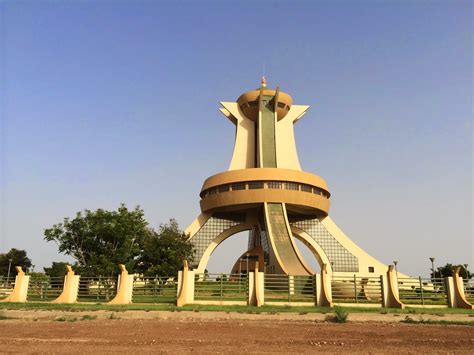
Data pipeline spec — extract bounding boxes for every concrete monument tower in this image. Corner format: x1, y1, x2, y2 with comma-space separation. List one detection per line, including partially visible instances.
186, 78, 390, 277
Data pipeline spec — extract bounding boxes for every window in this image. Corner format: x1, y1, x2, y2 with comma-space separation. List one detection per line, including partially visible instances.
368, 266, 375, 273
248, 181, 264, 189
267, 181, 282, 189
231, 183, 246, 191
218, 185, 230, 193
301, 184, 312, 193
285, 182, 299, 191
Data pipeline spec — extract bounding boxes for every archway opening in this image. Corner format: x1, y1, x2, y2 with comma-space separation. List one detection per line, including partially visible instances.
205, 231, 250, 274
294, 237, 322, 274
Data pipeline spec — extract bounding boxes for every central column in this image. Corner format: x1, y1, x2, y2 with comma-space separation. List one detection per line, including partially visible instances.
258, 90, 277, 168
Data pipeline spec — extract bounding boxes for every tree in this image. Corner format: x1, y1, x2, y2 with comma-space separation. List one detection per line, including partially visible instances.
44, 262, 70, 278
431, 263, 472, 280
135, 219, 194, 277
0, 248, 33, 275
44, 204, 148, 277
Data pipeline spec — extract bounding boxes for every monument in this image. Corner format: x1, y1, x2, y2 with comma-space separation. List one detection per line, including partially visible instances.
185, 78, 392, 277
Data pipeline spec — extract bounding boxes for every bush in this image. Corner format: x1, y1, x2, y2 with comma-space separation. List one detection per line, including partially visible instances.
326, 306, 349, 323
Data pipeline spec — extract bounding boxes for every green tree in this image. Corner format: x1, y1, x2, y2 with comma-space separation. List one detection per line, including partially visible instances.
431, 263, 472, 280
0, 248, 33, 275
136, 219, 194, 277
44, 262, 70, 278
44, 204, 148, 277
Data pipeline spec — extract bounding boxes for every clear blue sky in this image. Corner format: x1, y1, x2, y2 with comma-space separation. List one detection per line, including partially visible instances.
0, 0, 471, 277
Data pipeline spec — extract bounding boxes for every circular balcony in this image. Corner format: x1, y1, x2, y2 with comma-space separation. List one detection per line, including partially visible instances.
237, 88, 293, 121
199, 168, 330, 216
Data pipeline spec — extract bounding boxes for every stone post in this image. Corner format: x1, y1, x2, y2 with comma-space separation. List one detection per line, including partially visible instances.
108, 264, 134, 305
381, 265, 404, 308
177, 260, 195, 307
52, 265, 80, 304
446, 266, 473, 309
318, 263, 333, 307
1, 267, 30, 303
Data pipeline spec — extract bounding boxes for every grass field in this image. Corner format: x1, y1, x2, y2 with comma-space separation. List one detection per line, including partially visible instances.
1, 301, 473, 315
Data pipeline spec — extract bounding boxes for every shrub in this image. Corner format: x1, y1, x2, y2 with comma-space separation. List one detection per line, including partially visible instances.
327, 306, 348, 323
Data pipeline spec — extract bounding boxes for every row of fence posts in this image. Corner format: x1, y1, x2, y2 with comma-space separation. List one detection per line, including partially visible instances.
177, 263, 474, 310
0, 263, 472, 310
0, 264, 177, 305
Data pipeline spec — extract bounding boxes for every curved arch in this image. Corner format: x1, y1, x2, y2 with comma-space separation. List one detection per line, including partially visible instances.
291, 226, 333, 274
195, 222, 253, 274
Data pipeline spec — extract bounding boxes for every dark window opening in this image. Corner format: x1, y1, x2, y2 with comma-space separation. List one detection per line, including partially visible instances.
231, 183, 246, 191
248, 181, 264, 189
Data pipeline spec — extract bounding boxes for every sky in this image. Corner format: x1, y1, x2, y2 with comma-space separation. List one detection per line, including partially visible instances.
0, 0, 472, 277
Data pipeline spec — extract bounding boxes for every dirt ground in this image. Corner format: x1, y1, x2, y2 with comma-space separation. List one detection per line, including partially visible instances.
0, 310, 473, 353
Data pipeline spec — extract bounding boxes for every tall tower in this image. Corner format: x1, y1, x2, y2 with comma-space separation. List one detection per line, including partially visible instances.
186, 79, 391, 277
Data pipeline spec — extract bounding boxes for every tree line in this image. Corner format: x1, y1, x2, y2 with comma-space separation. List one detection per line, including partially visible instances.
1, 204, 194, 278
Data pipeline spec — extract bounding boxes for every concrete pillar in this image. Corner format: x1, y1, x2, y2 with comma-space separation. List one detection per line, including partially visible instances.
288, 275, 295, 296
248, 262, 264, 306
52, 265, 80, 304
108, 264, 134, 305
446, 266, 473, 309
318, 263, 333, 307
0, 267, 30, 303
177, 261, 195, 307
381, 265, 404, 308
313, 273, 320, 306
248, 271, 255, 306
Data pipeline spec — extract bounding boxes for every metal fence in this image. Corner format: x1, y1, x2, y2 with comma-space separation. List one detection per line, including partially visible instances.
77, 276, 117, 302
194, 273, 248, 301
463, 279, 474, 304
264, 274, 315, 303
0, 276, 14, 300
27, 276, 64, 302
132, 276, 177, 304
331, 275, 383, 304
397, 277, 448, 305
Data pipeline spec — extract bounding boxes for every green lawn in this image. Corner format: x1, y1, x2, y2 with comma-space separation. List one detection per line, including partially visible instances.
0, 302, 473, 315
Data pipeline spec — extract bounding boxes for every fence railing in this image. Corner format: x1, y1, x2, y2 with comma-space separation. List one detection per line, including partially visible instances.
132, 276, 177, 304
463, 279, 474, 304
264, 274, 315, 303
331, 275, 383, 304
0, 272, 471, 307
397, 277, 448, 305
27, 276, 65, 302
77, 277, 117, 302
194, 273, 248, 301
0, 276, 14, 300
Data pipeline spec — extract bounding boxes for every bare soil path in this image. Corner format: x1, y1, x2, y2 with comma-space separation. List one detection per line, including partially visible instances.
0, 311, 473, 353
